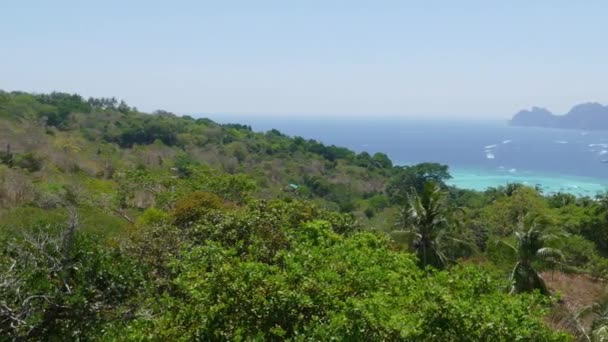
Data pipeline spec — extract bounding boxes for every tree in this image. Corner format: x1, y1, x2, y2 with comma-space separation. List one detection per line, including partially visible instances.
0, 143, 13, 167
227, 141, 248, 164
480, 186, 554, 237
355, 151, 372, 168
117, 100, 131, 114
0, 211, 144, 340
34, 92, 92, 128
386, 163, 451, 204
371, 152, 392, 169
548, 192, 577, 208
501, 226, 564, 295
394, 181, 461, 269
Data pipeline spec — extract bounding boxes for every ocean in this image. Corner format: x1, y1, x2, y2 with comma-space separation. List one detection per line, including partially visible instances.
207, 115, 608, 196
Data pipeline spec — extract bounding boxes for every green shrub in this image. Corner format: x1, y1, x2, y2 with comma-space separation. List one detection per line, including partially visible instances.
136, 207, 169, 226
547, 234, 598, 268
589, 255, 608, 280
110, 227, 566, 341
0, 229, 144, 340
172, 191, 224, 227
367, 194, 390, 211
364, 206, 375, 218
13, 153, 43, 172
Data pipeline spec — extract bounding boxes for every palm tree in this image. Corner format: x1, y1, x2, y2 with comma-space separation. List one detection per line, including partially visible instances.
589, 301, 608, 342
565, 299, 608, 341
504, 183, 524, 197
393, 181, 472, 269
500, 226, 564, 295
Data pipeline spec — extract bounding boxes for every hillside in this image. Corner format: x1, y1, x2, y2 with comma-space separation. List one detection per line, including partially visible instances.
0, 91, 396, 215
511, 103, 608, 130
1, 90, 608, 340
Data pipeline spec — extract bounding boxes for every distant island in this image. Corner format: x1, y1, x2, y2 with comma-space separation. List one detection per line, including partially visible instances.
510, 102, 608, 130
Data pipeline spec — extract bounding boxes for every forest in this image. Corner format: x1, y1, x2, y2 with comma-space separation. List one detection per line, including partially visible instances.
1, 91, 607, 341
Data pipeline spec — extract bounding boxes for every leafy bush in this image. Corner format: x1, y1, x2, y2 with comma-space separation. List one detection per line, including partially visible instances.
13, 153, 43, 172
0, 228, 144, 340
111, 222, 566, 341
35, 92, 91, 127
547, 234, 598, 268
589, 255, 608, 280
136, 207, 169, 226
172, 191, 224, 227
367, 194, 390, 211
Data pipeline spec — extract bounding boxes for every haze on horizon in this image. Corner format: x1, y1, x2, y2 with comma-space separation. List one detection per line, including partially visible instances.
2, 0, 607, 118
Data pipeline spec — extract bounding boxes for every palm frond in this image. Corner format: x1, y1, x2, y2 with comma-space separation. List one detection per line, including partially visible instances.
495, 239, 517, 253
592, 326, 608, 341
540, 232, 567, 242
562, 307, 591, 342
443, 235, 478, 252
536, 247, 565, 261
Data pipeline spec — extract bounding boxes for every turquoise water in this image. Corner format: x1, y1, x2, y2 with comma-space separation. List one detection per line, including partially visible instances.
446, 167, 607, 196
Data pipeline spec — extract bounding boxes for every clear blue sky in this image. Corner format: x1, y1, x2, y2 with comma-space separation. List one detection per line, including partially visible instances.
2, 0, 607, 118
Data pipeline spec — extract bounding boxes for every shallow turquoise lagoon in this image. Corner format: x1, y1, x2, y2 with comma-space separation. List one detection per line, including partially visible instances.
447, 167, 608, 197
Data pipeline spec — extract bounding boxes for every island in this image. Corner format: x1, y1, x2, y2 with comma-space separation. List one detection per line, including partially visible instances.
510, 102, 608, 130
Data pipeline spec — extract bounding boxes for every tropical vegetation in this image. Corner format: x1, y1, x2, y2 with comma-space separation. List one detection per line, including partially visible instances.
1, 90, 607, 340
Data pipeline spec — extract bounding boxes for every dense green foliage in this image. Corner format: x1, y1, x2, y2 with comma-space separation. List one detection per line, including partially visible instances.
387, 163, 451, 204
1, 90, 607, 340
1, 201, 566, 341
115, 222, 562, 341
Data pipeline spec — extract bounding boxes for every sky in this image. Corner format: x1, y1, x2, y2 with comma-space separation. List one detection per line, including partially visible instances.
1, 0, 607, 118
